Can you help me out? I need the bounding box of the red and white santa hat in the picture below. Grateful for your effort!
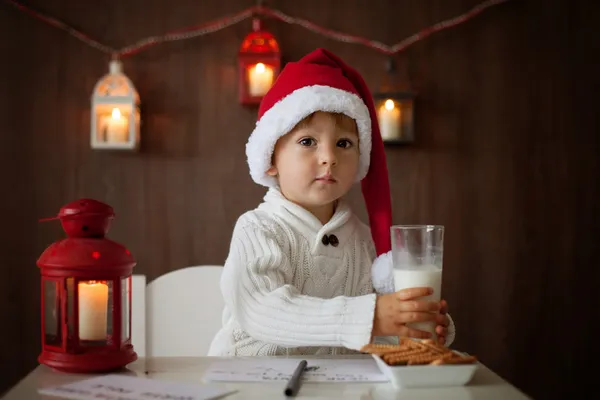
[246,48,393,262]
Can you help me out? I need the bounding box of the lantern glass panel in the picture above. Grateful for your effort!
[374,94,415,143]
[121,277,131,343]
[67,278,74,338]
[77,280,113,346]
[94,104,136,145]
[246,62,275,98]
[43,280,61,347]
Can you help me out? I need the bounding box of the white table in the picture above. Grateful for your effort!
[2,356,531,399]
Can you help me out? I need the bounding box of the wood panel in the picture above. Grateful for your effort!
[0,0,598,397]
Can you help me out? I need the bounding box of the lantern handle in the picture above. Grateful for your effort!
[39,212,115,223]
[38,216,60,222]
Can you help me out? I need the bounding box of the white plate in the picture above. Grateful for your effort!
[372,354,478,389]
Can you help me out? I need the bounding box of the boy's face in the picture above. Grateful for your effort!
[267,111,360,212]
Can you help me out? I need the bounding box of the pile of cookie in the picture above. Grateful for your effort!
[361,338,477,366]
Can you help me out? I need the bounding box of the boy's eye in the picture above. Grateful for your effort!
[337,139,354,148]
[299,138,315,146]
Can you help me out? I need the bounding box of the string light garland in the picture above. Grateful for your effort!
[4,0,511,58]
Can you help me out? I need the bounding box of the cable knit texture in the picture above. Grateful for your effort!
[208,188,378,356]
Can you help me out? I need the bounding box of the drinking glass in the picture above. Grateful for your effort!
[391,225,444,338]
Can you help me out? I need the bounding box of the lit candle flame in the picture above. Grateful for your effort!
[255,63,266,73]
[111,108,121,119]
[384,99,395,110]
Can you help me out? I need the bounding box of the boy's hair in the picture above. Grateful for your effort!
[292,112,358,135]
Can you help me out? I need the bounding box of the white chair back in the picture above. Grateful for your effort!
[146,266,224,357]
[131,274,147,357]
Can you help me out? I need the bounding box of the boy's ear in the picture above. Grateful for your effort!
[266,165,278,177]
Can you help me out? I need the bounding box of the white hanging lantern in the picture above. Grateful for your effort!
[91,60,140,150]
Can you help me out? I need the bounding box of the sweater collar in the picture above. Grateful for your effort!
[258,187,355,250]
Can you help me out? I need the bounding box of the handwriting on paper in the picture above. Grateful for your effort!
[204,358,387,383]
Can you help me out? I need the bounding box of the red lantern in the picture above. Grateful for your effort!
[238,18,280,105]
[37,199,137,373]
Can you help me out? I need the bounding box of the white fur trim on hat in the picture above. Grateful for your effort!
[371,251,394,294]
[246,85,372,187]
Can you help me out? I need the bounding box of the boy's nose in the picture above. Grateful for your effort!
[319,147,337,166]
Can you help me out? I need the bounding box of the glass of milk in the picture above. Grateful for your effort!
[391,225,444,339]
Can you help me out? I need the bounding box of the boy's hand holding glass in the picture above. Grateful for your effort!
[372,287,449,343]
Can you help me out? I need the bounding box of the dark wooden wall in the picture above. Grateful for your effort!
[1,0,598,398]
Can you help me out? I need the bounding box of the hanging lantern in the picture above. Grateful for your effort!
[91,59,140,150]
[374,57,416,144]
[238,18,280,105]
[374,92,415,144]
[37,199,137,373]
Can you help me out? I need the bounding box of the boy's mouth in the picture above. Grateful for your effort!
[316,174,337,183]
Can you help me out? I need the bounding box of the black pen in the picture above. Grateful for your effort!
[284,360,308,397]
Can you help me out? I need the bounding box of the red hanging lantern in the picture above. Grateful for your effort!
[238,18,280,105]
[37,199,137,373]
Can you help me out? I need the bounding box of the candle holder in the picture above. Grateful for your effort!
[37,199,137,373]
[91,58,141,150]
[238,18,280,105]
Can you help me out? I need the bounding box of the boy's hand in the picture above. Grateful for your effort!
[435,299,451,345]
[372,287,440,338]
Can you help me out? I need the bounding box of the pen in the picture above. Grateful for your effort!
[284,360,308,397]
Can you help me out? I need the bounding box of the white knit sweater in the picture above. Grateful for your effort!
[208,188,379,356]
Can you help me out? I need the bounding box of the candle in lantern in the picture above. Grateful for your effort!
[248,63,274,97]
[378,99,401,140]
[105,108,129,143]
[78,281,108,341]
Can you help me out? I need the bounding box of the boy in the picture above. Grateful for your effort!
[208,48,455,356]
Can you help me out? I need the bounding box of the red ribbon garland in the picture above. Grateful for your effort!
[4,0,511,58]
